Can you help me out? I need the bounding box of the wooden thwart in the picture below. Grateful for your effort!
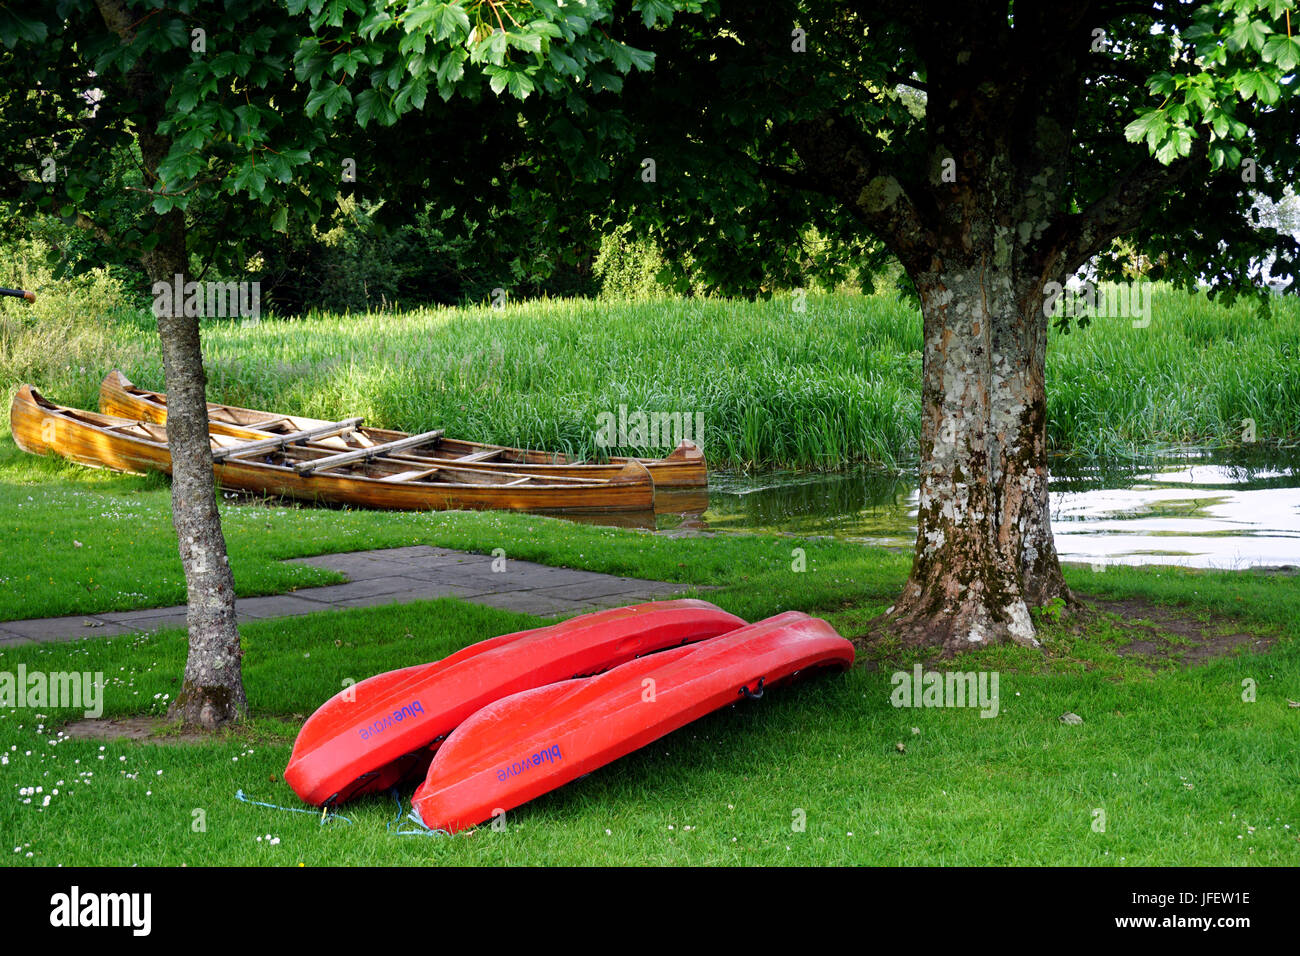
[452,448,503,464]
[378,466,443,483]
[294,429,445,475]
[213,417,364,462]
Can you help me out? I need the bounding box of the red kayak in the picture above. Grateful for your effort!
[284,599,746,805]
[412,611,854,832]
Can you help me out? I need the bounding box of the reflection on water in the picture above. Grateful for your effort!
[647,448,1300,569]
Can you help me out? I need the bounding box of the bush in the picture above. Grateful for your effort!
[592,226,673,300]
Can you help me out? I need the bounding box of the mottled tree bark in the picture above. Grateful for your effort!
[97,0,246,726]
[886,261,1070,652]
[788,22,1098,652]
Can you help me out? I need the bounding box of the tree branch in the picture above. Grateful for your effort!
[1047,137,1209,277]
[787,113,934,266]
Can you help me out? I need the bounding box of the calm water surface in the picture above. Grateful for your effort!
[651,449,1300,570]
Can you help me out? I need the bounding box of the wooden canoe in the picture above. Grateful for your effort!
[99,370,707,488]
[10,385,656,514]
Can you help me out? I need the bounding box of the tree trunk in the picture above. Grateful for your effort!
[886,257,1072,654]
[147,197,246,732]
[158,311,247,728]
[97,0,248,727]
[1012,286,1074,611]
[146,218,247,728]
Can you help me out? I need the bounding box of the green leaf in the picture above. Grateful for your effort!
[210,51,252,78]
[435,45,468,91]
[1146,72,1175,96]
[435,2,471,41]
[589,69,623,94]
[0,10,48,48]
[231,161,268,196]
[1262,34,1300,72]
[158,17,188,49]
[354,88,397,127]
[305,83,352,119]
[393,73,429,112]
[1154,126,1192,163]
[505,68,534,99]
[486,64,510,96]
[634,0,677,27]
[509,31,543,56]
[1225,16,1270,53]
[1124,109,1168,150]
[331,49,364,77]
[1184,84,1214,114]
[1236,70,1280,104]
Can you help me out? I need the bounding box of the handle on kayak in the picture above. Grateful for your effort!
[739,677,766,700]
[1,288,35,302]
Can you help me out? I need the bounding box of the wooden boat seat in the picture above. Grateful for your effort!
[294,429,446,475]
[378,466,443,483]
[213,418,364,461]
[454,448,504,463]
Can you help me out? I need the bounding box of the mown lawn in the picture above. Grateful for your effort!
[2,563,1297,866]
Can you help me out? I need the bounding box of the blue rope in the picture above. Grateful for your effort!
[235,789,353,826]
[386,788,450,837]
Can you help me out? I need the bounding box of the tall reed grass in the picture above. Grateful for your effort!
[4,285,1297,470]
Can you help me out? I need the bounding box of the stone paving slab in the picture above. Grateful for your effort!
[98,606,186,624]
[233,595,339,619]
[0,547,697,644]
[279,575,431,605]
[122,613,190,634]
[532,578,679,601]
[2,615,142,641]
[286,554,407,581]
[400,564,584,590]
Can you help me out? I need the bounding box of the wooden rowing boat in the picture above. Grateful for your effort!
[10,385,656,514]
[99,370,707,488]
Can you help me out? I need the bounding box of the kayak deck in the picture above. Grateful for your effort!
[284,600,747,805]
[412,611,854,832]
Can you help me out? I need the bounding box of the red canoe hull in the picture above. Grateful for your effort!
[411,611,854,832]
[284,599,746,805]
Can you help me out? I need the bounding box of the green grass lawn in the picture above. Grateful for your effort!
[2,564,1297,866]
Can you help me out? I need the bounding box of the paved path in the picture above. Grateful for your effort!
[0,546,695,645]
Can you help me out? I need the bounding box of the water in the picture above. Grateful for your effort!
[651,449,1300,570]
